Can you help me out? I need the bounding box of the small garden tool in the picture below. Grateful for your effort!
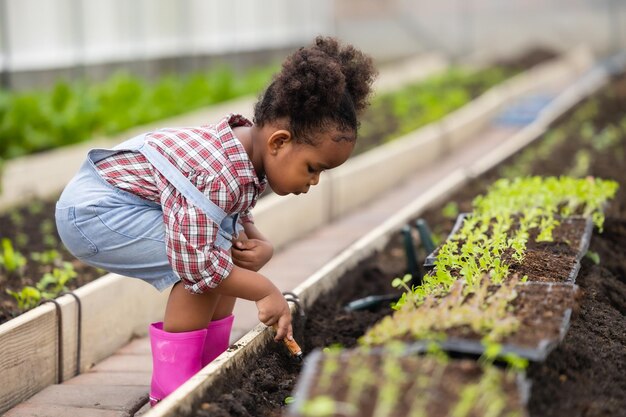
[272,292,305,362]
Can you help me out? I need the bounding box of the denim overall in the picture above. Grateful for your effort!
[55,134,241,291]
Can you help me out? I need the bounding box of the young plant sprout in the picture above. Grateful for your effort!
[294,343,527,417]
[426,176,617,294]
[0,238,27,274]
[360,277,521,347]
[6,262,76,310]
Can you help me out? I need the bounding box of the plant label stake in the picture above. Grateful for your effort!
[402,225,422,286]
[402,225,419,278]
[415,219,436,255]
[344,225,422,311]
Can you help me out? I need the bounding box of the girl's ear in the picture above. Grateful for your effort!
[267,129,292,155]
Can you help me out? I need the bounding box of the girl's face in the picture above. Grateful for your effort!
[264,129,355,196]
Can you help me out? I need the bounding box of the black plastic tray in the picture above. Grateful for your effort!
[423,212,470,267]
[287,347,531,417]
[423,213,594,285]
[404,282,577,362]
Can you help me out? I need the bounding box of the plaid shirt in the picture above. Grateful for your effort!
[94,114,267,293]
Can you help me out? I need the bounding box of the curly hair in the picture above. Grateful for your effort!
[253,36,377,145]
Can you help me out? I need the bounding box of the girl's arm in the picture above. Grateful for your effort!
[212,265,292,341]
[231,221,274,271]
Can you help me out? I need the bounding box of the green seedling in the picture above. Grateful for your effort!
[6,286,41,310]
[0,238,27,274]
[345,349,375,406]
[30,249,62,266]
[36,262,77,299]
[6,262,76,311]
[373,353,408,417]
[585,250,600,265]
[15,232,29,247]
[27,201,44,215]
[442,201,459,219]
[317,347,341,391]
[299,396,343,417]
[9,211,25,228]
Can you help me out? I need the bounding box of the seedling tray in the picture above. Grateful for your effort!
[404,282,578,362]
[424,212,469,266]
[287,347,531,417]
[424,213,593,284]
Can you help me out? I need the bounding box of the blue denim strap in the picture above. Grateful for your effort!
[138,142,234,250]
[88,133,240,250]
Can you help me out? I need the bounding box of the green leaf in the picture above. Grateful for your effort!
[585,250,600,265]
[300,396,336,417]
[442,202,459,219]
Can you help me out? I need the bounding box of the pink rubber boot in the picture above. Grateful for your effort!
[202,314,235,366]
[149,322,207,406]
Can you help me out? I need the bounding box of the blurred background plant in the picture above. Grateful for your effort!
[0,65,275,160]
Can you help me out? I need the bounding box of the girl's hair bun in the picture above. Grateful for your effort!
[273,44,346,120]
[254,36,377,142]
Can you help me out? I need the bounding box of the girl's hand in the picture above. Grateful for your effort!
[256,289,293,341]
[232,237,274,271]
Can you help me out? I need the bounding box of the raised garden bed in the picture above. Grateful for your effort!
[157,65,626,417]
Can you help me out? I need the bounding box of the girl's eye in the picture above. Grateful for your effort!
[307,165,316,174]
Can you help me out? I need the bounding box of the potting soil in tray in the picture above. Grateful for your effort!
[361,282,579,362]
[443,282,578,361]
[425,214,593,284]
[286,348,529,417]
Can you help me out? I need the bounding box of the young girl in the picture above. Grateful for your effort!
[55,36,376,406]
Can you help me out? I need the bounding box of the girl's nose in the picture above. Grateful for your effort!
[310,173,320,186]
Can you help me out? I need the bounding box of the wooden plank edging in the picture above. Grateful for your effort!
[0,275,169,414]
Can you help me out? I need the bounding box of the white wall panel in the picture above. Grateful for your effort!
[0,0,334,72]
[6,0,79,69]
[81,1,133,63]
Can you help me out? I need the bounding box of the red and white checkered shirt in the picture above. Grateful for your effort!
[94,114,267,293]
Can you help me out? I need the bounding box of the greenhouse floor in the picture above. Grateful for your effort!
[3,75,579,416]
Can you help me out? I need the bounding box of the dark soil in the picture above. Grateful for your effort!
[0,202,105,322]
[527,228,626,417]
[511,218,588,283]
[194,254,406,417]
[187,72,626,416]
[443,283,579,352]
